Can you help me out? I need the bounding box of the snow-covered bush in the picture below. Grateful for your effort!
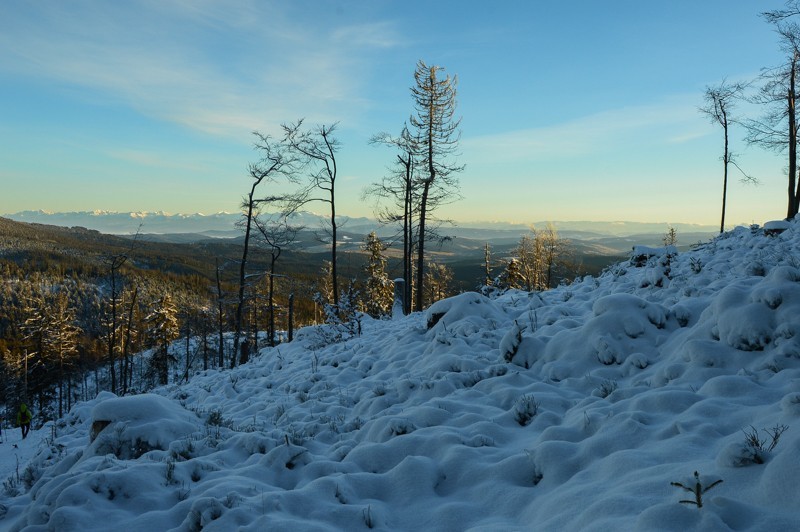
[500,320,525,362]
[513,395,540,426]
[312,286,365,346]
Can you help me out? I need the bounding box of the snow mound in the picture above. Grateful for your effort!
[87,392,200,459]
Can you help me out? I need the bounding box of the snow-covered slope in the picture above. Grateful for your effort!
[3,221,800,531]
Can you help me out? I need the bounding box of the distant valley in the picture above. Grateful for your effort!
[4,209,721,256]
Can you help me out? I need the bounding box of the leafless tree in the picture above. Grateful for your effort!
[745,4,800,218]
[367,125,418,314]
[101,224,140,393]
[409,60,464,311]
[700,80,752,233]
[232,132,295,367]
[253,213,301,346]
[282,120,342,306]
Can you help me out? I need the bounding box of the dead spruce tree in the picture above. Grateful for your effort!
[409,60,463,311]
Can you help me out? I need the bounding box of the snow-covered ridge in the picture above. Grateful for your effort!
[2,221,800,530]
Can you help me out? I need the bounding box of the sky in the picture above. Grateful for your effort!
[0,0,794,227]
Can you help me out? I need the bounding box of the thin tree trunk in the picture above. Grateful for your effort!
[122,285,138,395]
[789,59,797,219]
[202,330,208,371]
[269,257,276,347]
[404,160,413,314]
[721,111,729,233]
[216,259,225,368]
[109,269,117,394]
[416,180,431,312]
[330,196,339,307]
[233,182,260,368]
[288,293,294,342]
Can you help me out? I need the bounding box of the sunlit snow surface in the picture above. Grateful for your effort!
[3,221,800,530]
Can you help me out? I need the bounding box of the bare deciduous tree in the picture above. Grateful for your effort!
[700,80,751,233]
[282,120,342,307]
[233,132,294,367]
[367,126,418,314]
[503,225,570,291]
[253,213,301,347]
[746,4,800,218]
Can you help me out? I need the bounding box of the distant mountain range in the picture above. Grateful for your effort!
[0,211,727,288]
[4,210,722,241]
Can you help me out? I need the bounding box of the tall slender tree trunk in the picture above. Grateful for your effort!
[122,285,138,395]
[288,293,294,342]
[233,185,258,368]
[789,58,798,219]
[268,258,276,347]
[721,111,729,234]
[415,78,437,312]
[404,159,414,314]
[330,194,339,307]
[109,270,117,394]
[216,259,225,368]
[415,180,431,312]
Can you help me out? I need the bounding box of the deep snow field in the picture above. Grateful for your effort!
[2,220,800,531]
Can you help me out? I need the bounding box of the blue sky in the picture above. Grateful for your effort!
[0,1,792,226]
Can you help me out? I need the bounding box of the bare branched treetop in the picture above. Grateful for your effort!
[763,1,800,25]
[280,119,342,305]
[410,61,464,185]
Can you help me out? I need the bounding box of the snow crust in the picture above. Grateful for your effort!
[3,221,800,530]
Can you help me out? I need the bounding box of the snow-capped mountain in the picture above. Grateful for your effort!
[2,218,799,530]
[3,210,242,235]
[3,210,719,239]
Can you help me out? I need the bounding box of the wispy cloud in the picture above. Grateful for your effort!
[332,22,405,48]
[107,149,212,173]
[463,97,707,162]
[0,1,403,139]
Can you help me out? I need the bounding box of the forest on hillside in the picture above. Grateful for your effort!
[0,212,590,424]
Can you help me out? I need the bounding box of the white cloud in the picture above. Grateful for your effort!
[463,97,706,162]
[0,1,401,139]
[332,22,405,49]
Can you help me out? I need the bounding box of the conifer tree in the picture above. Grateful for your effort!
[483,243,494,287]
[146,294,179,385]
[423,262,454,306]
[50,292,81,418]
[361,231,394,318]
